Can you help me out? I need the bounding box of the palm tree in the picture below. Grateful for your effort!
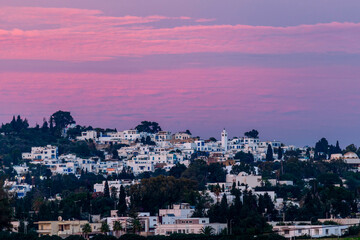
[82,223,92,239]
[127,211,142,234]
[200,226,215,236]
[100,221,110,235]
[113,221,123,237]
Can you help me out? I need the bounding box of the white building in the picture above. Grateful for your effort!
[174,132,192,140]
[226,172,263,188]
[155,218,226,236]
[76,130,98,141]
[22,145,58,161]
[273,225,348,239]
[159,203,195,219]
[93,180,134,195]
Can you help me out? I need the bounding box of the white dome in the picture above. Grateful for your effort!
[344,152,359,159]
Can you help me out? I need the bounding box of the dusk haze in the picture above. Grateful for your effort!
[1,0,359,146]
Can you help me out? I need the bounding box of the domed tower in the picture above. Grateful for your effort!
[221,129,228,152]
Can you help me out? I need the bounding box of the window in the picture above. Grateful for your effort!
[284,230,289,234]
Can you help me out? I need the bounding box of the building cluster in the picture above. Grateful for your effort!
[10,128,360,198]
[17,129,292,177]
[7,127,360,239]
[35,203,227,238]
[32,203,358,239]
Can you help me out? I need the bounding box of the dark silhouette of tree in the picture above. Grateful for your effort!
[41,118,49,132]
[168,163,187,178]
[266,145,274,161]
[234,151,254,164]
[100,222,110,235]
[335,141,341,153]
[135,121,161,133]
[104,180,110,198]
[314,138,329,160]
[117,186,127,216]
[345,144,357,153]
[50,110,75,136]
[278,146,283,160]
[244,129,259,138]
[0,182,12,231]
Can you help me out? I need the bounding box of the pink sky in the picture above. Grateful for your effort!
[0,1,360,146]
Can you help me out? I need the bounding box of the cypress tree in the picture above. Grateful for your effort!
[278,146,283,160]
[117,185,127,216]
[335,141,341,153]
[104,180,110,198]
[220,194,228,223]
[266,144,274,161]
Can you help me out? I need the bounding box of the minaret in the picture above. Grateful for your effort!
[221,129,228,152]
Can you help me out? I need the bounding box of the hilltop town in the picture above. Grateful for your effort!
[1,111,360,240]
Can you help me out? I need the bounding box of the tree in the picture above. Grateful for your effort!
[82,223,92,239]
[113,221,123,238]
[231,163,253,175]
[278,146,283,160]
[1,115,29,133]
[207,163,227,183]
[345,144,357,153]
[168,163,187,178]
[104,180,110,198]
[41,118,49,132]
[209,137,217,142]
[181,160,208,189]
[244,129,259,138]
[135,121,161,134]
[185,129,192,135]
[315,138,329,159]
[266,145,274,161]
[335,141,341,153]
[117,185,127,216]
[127,211,142,234]
[0,183,12,231]
[220,194,229,221]
[100,222,110,235]
[110,187,117,200]
[192,193,211,218]
[50,110,76,135]
[128,176,197,214]
[200,226,215,236]
[234,151,254,164]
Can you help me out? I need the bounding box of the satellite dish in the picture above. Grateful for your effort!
[58,216,63,221]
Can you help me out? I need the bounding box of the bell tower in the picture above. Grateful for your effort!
[221,129,228,151]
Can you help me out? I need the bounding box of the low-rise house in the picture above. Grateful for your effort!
[106,212,157,236]
[155,218,226,236]
[273,225,348,239]
[4,181,32,198]
[226,172,263,188]
[158,203,194,218]
[35,219,100,237]
[22,145,58,161]
[93,180,134,196]
[318,218,360,226]
[76,130,98,141]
